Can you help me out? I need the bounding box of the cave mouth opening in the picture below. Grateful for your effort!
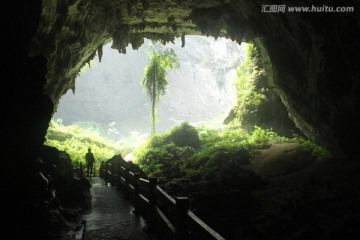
[51,35,247,145]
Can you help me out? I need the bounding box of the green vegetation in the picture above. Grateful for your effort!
[134,123,330,180]
[134,122,199,178]
[46,117,330,185]
[225,42,268,129]
[45,120,122,168]
[291,134,332,160]
[141,44,179,135]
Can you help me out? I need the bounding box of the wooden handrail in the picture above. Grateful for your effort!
[103,160,226,240]
[188,211,225,240]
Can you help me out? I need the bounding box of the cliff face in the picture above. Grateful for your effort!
[54,36,244,138]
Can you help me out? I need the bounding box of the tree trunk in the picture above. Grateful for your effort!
[151,68,156,135]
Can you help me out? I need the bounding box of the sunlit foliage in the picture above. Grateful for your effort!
[45,120,122,168]
[134,122,198,178]
[291,134,332,160]
[134,123,330,180]
[225,43,268,128]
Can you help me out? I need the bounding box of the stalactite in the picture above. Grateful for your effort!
[97,43,103,62]
[181,33,185,48]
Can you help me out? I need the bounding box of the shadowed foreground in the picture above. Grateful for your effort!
[83,177,159,240]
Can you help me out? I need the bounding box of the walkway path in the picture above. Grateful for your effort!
[83,177,159,240]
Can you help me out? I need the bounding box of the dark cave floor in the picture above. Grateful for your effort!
[81,177,159,240]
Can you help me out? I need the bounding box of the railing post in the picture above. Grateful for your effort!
[124,168,130,199]
[132,173,141,214]
[107,163,113,185]
[175,197,189,240]
[105,162,110,185]
[117,163,121,189]
[111,163,115,184]
[145,177,157,232]
[79,162,83,178]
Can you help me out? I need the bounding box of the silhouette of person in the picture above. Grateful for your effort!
[85,148,95,178]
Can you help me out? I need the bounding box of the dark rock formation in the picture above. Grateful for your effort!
[163,145,360,240]
[2,0,360,239]
[105,153,147,180]
[1,145,91,239]
[224,43,303,137]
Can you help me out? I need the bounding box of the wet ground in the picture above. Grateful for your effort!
[82,177,159,240]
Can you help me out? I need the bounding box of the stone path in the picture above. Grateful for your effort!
[83,177,159,240]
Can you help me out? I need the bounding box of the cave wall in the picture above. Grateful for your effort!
[27,0,360,155]
[2,1,54,237]
[252,8,360,155]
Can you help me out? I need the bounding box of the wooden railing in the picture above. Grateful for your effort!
[104,162,225,240]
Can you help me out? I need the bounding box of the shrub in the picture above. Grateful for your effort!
[167,122,201,149]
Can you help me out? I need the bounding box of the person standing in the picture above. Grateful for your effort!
[85,148,95,178]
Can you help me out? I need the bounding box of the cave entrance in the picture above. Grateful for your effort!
[51,35,246,145]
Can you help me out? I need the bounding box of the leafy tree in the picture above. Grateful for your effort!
[141,44,179,134]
